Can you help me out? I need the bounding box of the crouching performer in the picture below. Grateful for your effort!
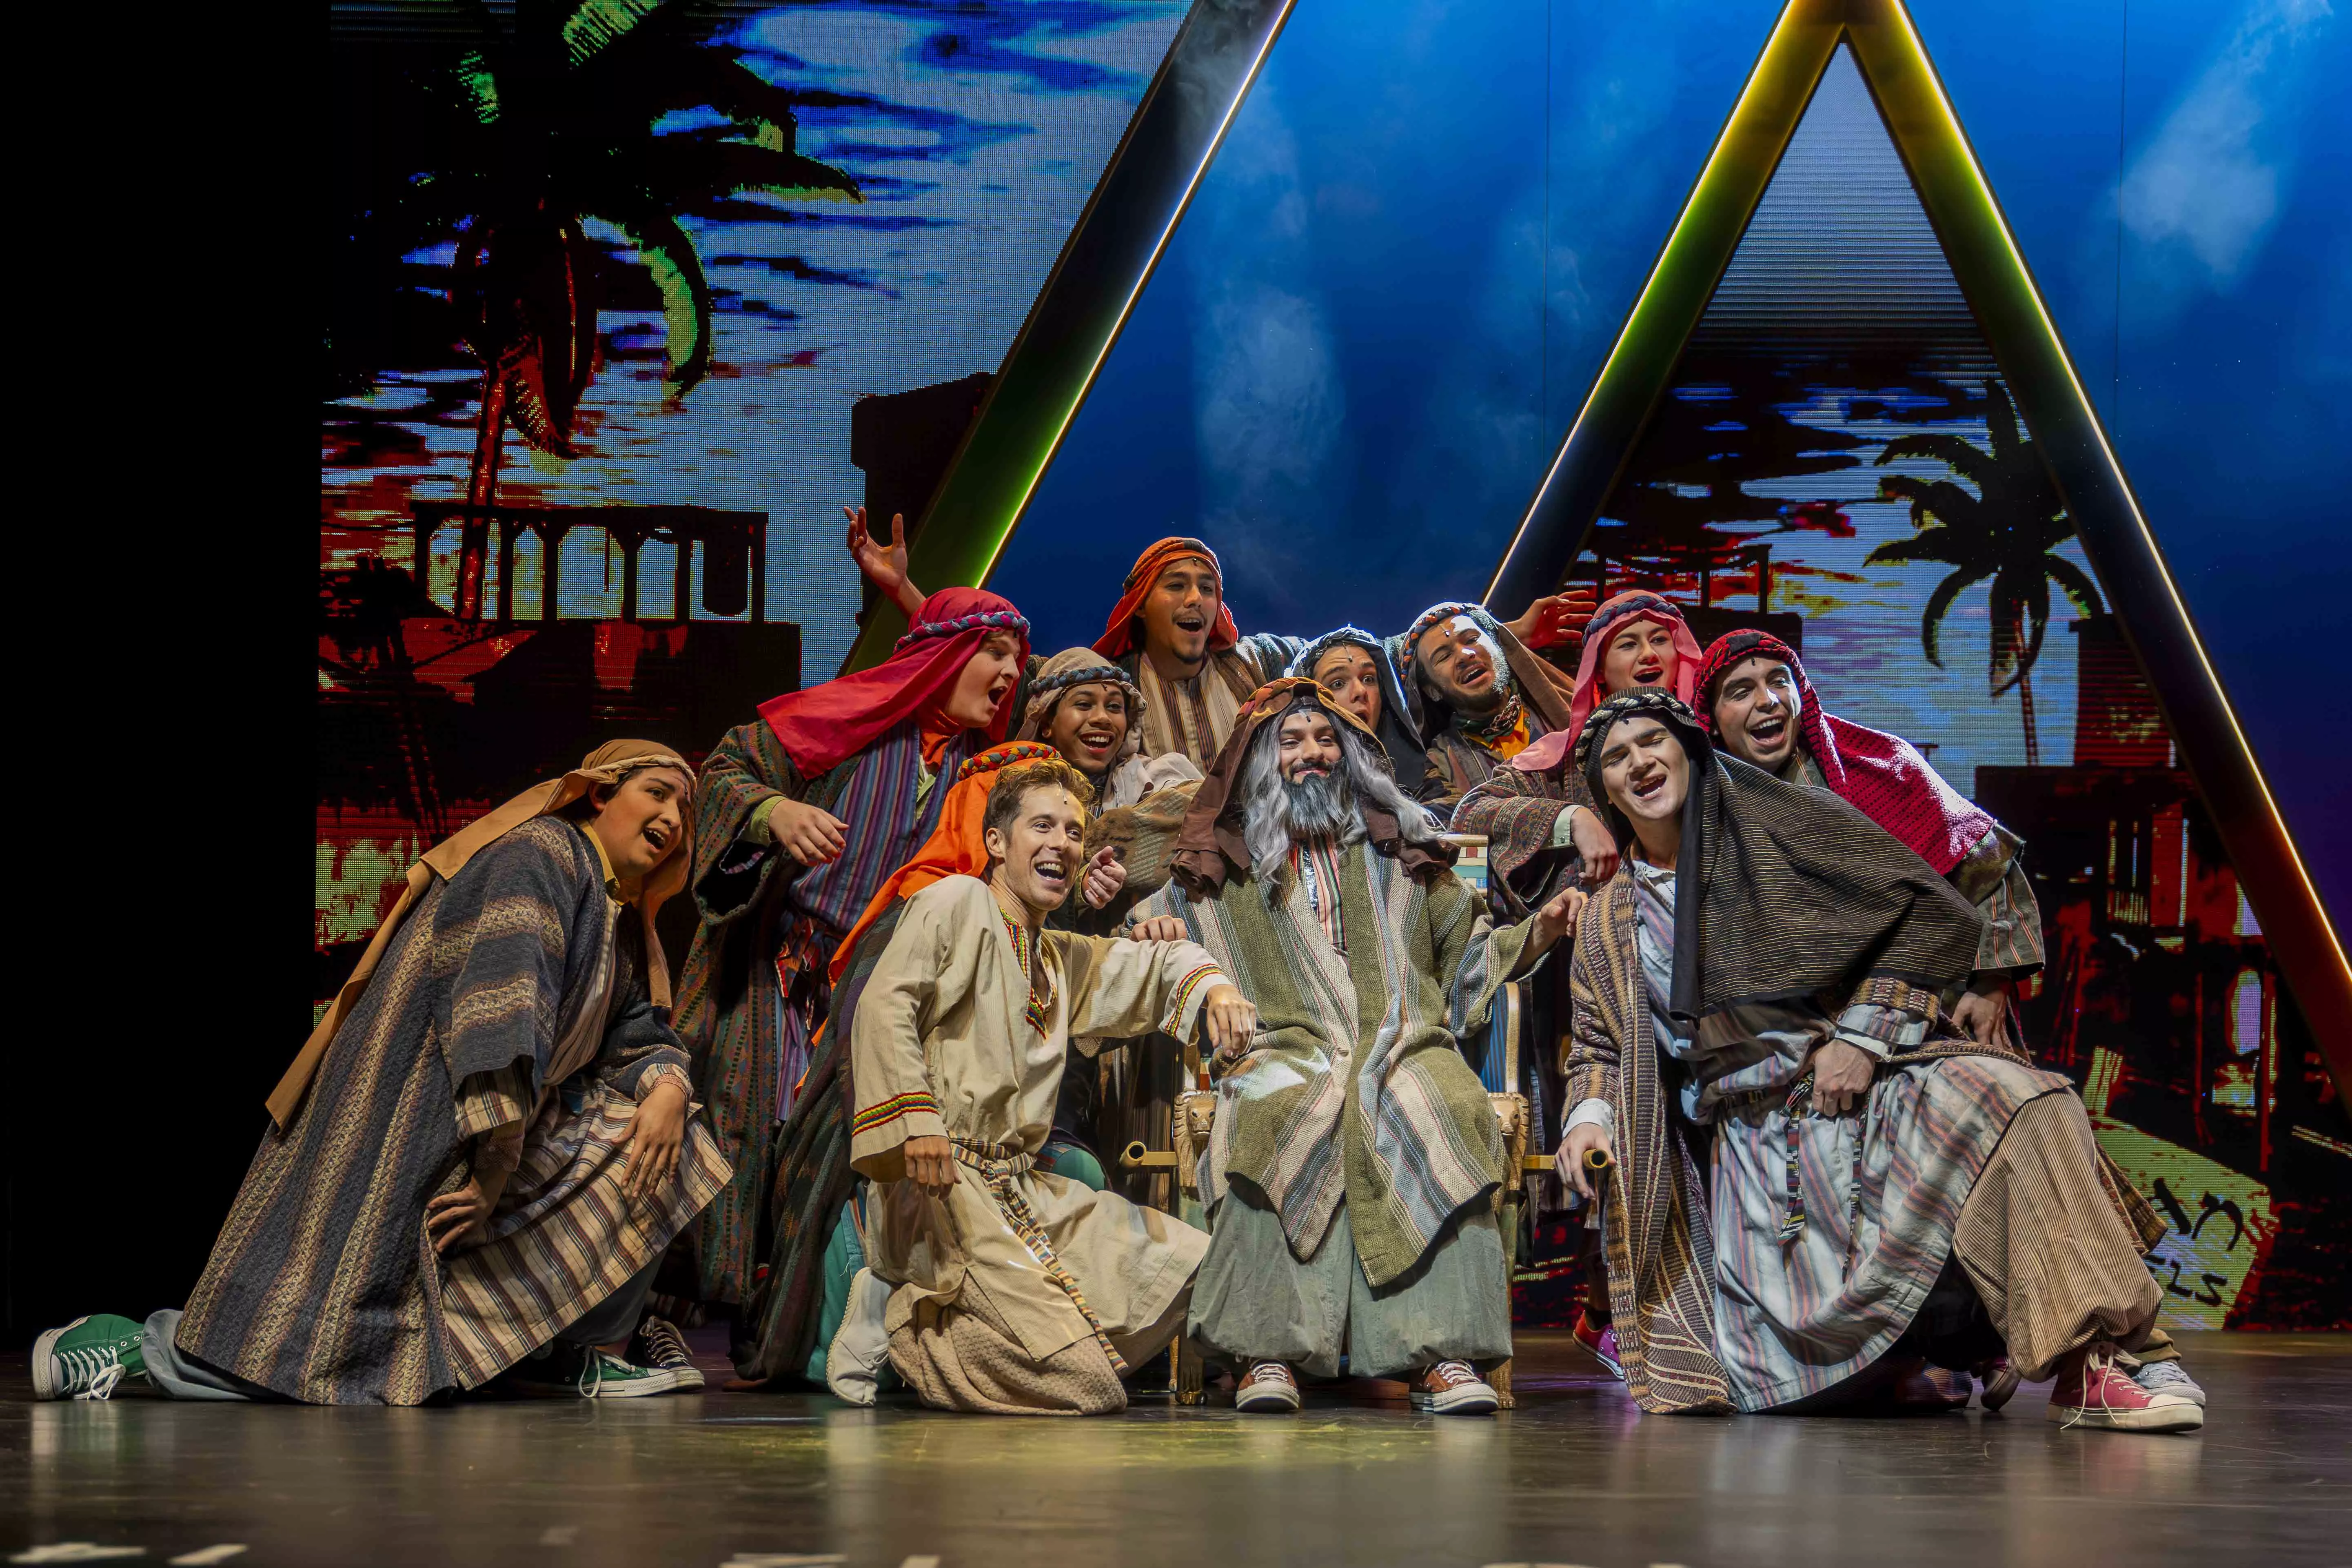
[827,756,1257,1414]
[1559,692,2198,1433]
[1132,679,1583,1416]
[37,743,730,1404]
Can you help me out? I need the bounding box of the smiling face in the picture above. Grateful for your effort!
[1598,716,1690,834]
[1138,559,1221,670]
[942,630,1024,730]
[985,781,1089,916]
[586,765,692,882]
[1600,617,1682,696]
[1709,654,1803,772]
[1042,681,1131,774]
[1274,707,1343,785]
[1413,616,1504,715]
[1309,644,1384,732]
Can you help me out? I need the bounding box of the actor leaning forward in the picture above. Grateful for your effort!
[828,756,1256,1414]
[38,743,730,1405]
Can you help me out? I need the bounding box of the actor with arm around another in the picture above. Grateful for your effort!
[823,756,1257,1413]
[1555,690,2199,1433]
[37,744,732,1404]
[1126,679,1585,1416]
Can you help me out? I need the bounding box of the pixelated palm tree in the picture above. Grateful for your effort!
[1865,383,2102,764]
[435,0,861,620]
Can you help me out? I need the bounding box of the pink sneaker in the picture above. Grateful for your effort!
[1572,1308,1622,1381]
[2047,1343,2203,1433]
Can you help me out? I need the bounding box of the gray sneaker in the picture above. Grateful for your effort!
[825,1269,894,1407]
[2132,1358,2207,1407]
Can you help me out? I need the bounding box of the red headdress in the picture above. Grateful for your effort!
[1090,537,1239,659]
[1695,629,1993,876]
[758,587,1030,778]
[1564,590,1704,738]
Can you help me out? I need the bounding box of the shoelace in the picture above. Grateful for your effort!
[60,1346,128,1402]
[1425,1360,1479,1391]
[640,1319,690,1368]
[1245,1362,1296,1391]
[576,1351,607,1398]
[2054,1343,2116,1432]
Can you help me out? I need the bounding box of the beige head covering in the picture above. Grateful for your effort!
[1014,647,1147,770]
[271,740,697,1130]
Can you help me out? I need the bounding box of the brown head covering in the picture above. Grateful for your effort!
[270,740,698,1130]
[1170,676,1454,894]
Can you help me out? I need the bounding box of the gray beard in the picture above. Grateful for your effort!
[1279,770,1352,842]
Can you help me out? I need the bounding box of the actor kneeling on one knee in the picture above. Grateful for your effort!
[828,755,1256,1415]
[1557,691,2200,1433]
[1129,678,1583,1416]
[38,743,732,1404]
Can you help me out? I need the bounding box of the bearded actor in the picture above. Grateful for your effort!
[1557,691,2201,1433]
[1128,680,1584,1416]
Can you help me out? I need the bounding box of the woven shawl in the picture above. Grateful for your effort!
[1575,690,1982,1020]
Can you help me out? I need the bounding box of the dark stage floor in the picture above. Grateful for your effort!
[6,1331,2347,1567]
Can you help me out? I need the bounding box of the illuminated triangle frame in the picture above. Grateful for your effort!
[1487,0,2350,1089]
[842,0,1296,672]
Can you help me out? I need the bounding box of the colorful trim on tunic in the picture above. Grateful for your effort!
[998,911,1058,1037]
[952,1138,1129,1375]
[852,1090,941,1138]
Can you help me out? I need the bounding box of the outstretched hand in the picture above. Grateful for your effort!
[1526,885,1589,958]
[1081,846,1127,910]
[844,505,926,620]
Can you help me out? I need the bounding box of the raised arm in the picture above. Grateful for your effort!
[1056,928,1232,1054]
[845,505,927,622]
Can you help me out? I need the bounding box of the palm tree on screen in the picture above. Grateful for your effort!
[1865,383,2101,765]
[430,0,862,620]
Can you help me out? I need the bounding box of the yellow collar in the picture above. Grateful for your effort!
[574,820,627,902]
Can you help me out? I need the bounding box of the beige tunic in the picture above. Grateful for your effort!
[849,875,1228,1368]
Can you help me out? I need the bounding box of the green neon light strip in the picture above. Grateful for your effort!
[843,0,1297,674]
[1489,0,2349,1077]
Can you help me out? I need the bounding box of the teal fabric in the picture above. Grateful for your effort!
[800,1195,899,1391]
[1039,1141,1107,1192]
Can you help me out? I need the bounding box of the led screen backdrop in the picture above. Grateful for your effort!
[320,0,1186,983]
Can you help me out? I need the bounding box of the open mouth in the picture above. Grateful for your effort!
[1632,664,1664,685]
[643,823,670,853]
[1289,764,1332,783]
[1747,715,1788,747]
[1076,725,1117,752]
[988,674,1016,704]
[1458,662,1493,689]
[1628,769,1668,804]
[1032,851,1070,894]
[1172,610,1207,635]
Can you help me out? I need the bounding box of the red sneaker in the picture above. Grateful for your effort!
[1572,1308,1622,1381]
[2047,1343,2203,1433]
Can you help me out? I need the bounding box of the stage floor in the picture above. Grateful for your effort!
[7,1331,2347,1567]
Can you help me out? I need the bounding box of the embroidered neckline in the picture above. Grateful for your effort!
[1457,689,1525,747]
[998,907,1056,1036]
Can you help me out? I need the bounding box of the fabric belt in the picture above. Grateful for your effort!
[950,1138,1123,1373]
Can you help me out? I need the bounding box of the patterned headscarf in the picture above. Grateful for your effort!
[1694,629,1993,876]
[1091,537,1239,659]
[1171,676,1451,892]
[269,739,699,1131]
[759,587,1030,778]
[1016,647,1147,772]
[1574,689,1981,1020]
[1565,590,1705,739]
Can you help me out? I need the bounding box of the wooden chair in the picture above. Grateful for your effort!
[1119,979,1551,1406]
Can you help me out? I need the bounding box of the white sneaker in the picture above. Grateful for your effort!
[1233,1361,1300,1413]
[825,1268,894,1407]
[1409,1359,1500,1416]
[632,1315,705,1391]
[2131,1357,2207,1407]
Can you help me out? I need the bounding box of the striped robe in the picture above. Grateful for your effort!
[1565,866,2121,1415]
[674,716,977,1310]
[1449,757,1602,918]
[1117,635,1300,773]
[1133,840,1537,1287]
[178,817,728,1405]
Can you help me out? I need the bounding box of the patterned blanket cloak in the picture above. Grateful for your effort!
[1134,842,1537,1287]
[179,817,728,1404]
[674,714,974,1309]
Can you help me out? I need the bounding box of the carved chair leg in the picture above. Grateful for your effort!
[1172,1335,1207,1406]
[1490,1355,1515,1410]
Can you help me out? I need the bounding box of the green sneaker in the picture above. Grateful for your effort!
[505,1342,678,1399]
[34,1315,148,1402]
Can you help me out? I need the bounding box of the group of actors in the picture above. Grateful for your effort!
[35,512,2203,1435]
